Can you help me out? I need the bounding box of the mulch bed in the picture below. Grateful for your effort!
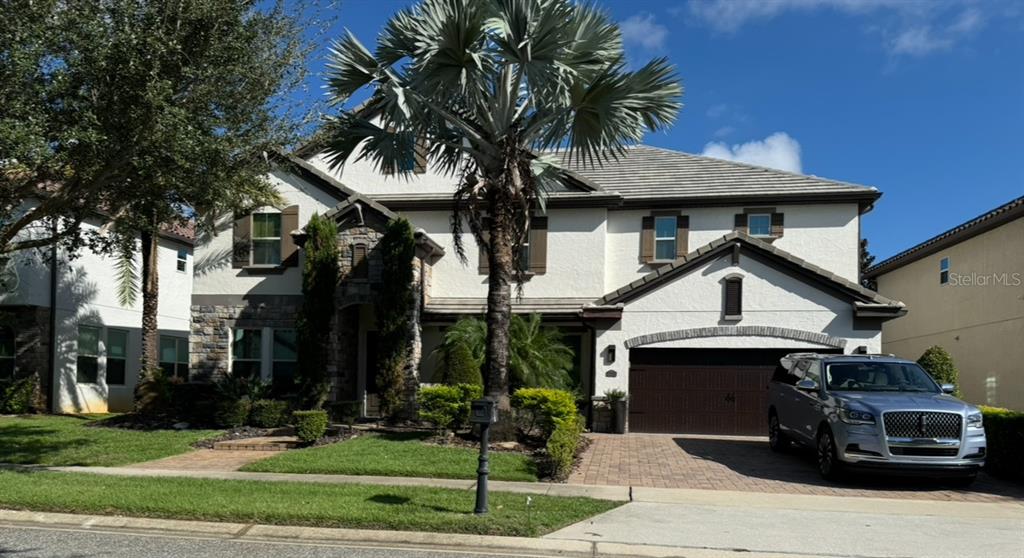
[83,414,195,431]
[191,426,276,449]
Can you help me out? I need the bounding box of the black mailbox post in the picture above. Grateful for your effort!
[470,398,498,515]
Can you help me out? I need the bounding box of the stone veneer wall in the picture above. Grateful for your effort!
[0,305,52,410]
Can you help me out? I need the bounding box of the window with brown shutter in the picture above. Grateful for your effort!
[642,211,688,264]
[724,277,743,319]
[478,215,547,276]
[413,138,428,174]
[281,205,300,266]
[736,207,784,241]
[232,213,251,268]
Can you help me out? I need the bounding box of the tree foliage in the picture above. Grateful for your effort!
[860,239,877,291]
[435,314,573,391]
[297,214,339,409]
[1,0,314,257]
[439,341,484,387]
[918,345,961,397]
[375,218,416,419]
[321,0,682,403]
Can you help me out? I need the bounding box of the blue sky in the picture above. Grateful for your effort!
[305,0,1023,260]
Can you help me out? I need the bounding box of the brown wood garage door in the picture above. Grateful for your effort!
[628,364,772,435]
[626,348,838,435]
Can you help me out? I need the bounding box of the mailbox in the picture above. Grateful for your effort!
[470,398,499,425]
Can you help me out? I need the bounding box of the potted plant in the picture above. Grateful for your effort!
[604,389,627,434]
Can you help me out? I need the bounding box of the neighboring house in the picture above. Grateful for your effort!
[191,144,905,435]
[865,195,1024,411]
[0,216,194,413]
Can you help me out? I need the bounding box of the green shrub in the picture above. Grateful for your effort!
[418,383,482,432]
[511,387,576,437]
[0,376,38,414]
[250,399,289,428]
[441,342,483,387]
[917,346,960,397]
[168,382,219,425]
[546,414,584,480]
[215,397,252,428]
[328,400,360,426]
[980,406,1024,480]
[293,410,329,443]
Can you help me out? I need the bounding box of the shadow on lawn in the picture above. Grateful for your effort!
[366,494,412,506]
[0,424,92,465]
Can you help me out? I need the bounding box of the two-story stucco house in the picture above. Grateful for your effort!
[0,215,194,414]
[189,145,905,434]
[866,195,1023,411]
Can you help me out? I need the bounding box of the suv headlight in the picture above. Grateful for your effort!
[839,409,876,425]
[967,412,983,428]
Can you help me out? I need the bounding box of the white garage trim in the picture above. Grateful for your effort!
[624,326,848,350]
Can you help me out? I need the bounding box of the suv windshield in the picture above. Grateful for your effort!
[825,362,940,393]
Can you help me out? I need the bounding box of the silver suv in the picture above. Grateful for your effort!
[767,353,986,484]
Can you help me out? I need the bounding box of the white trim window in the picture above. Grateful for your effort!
[251,213,282,265]
[77,325,100,384]
[272,329,298,386]
[747,214,772,237]
[176,249,188,273]
[106,329,128,385]
[232,328,262,378]
[0,326,14,380]
[653,216,677,261]
[940,257,950,285]
[159,336,189,380]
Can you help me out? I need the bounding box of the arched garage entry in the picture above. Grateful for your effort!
[628,345,843,435]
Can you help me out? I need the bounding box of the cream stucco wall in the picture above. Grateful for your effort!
[593,253,880,396]
[875,218,1024,410]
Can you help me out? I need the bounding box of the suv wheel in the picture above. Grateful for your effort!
[768,412,789,452]
[816,428,843,481]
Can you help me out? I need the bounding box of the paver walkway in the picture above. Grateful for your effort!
[570,433,1024,503]
[128,449,279,471]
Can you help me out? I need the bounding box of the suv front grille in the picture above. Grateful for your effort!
[883,411,962,439]
[889,447,959,457]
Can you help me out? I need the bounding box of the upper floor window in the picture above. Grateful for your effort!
[160,336,189,380]
[747,214,772,237]
[940,257,950,285]
[106,329,128,385]
[232,328,262,379]
[252,213,282,266]
[654,216,677,261]
[77,325,100,384]
[0,327,14,380]
[176,249,188,273]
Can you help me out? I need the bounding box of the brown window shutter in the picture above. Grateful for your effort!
[528,216,548,274]
[771,212,784,238]
[280,205,300,267]
[725,278,743,316]
[352,243,368,279]
[232,213,251,268]
[675,215,689,258]
[477,217,491,274]
[641,216,654,263]
[733,213,747,235]
[414,139,428,174]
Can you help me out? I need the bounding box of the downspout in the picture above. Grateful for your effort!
[47,218,58,413]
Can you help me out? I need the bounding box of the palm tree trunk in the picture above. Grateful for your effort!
[484,193,514,409]
[139,227,160,375]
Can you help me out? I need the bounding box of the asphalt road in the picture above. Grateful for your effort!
[0,525,559,558]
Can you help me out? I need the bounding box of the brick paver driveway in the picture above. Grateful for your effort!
[570,433,1024,503]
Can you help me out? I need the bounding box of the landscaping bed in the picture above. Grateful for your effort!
[0,415,221,467]
[240,431,539,482]
[0,470,620,537]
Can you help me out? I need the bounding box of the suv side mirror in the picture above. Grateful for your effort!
[940,384,956,394]
[796,379,818,392]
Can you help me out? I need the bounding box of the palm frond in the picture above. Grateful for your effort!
[115,247,139,308]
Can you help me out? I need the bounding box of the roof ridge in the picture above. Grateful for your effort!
[634,144,877,192]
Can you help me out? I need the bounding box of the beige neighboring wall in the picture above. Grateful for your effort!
[875,217,1024,410]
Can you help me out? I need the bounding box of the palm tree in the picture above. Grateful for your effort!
[322,0,682,408]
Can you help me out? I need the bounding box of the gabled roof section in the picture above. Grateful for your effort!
[866,195,1024,278]
[269,150,361,202]
[558,145,881,208]
[599,231,903,311]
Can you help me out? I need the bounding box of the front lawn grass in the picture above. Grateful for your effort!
[0,415,221,466]
[242,432,538,482]
[0,470,619,537]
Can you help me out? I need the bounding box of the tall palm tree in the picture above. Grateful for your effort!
[323,0,682,408]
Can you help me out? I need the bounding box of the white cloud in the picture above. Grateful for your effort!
[713,125,735,138]
[686,0,988,58]
[620,13,669,51]
[701,132,803,173]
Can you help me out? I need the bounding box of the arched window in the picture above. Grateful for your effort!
[0,326,15,379]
